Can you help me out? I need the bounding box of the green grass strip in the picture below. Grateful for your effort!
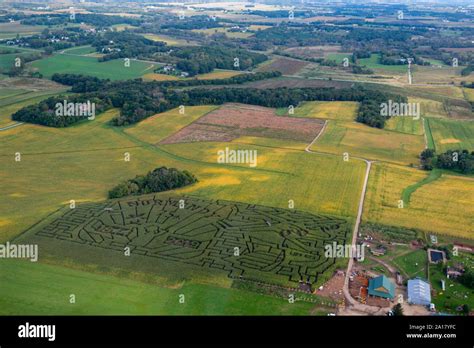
[401,169,442,206]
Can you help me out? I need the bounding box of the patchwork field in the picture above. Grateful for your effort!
[258,57,309,75]
[30,54,157,80]
[428,118,474,152]
[284,45,343,60]
[0,22,45,39]
[161,103,325,144]
[364,163,474,238]
[125,105,219,144]
[1,104,364,244]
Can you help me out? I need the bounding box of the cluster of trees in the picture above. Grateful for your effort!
[160,15,221,30]
[357,94,407,128]
[11,95,111,127]
[420,149,474,174]
[108,167,197,199]
[171,46,267,76]
[459,269,474,289]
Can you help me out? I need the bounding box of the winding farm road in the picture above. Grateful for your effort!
[305,121,376,312]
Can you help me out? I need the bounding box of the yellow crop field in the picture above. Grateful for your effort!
[464,88,474,102]
[364,163,474,238]
[160,140,365,219]
[409,97,448,118]
[142,34,194,46]
[289,101,359,121]
[142,73,180,81]
[196,70,243,80]
[124,105,218,144]
[310,119,425,165]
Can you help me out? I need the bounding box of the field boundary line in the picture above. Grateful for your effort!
[0,122,23,131]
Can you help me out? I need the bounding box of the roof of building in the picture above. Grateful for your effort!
[407,278,431,305]
[368,275,395,299]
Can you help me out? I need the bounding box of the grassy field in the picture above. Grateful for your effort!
[310,119,425,165]
[277,101,359,122]
[385,116,424,135]
[61,45,97,56]
[392,249,428,279]
[428,118,474,152]
[0,259,317,315]
[401,169,442,205]
[30,54,156,80]
[358,54,407,74]
[364,163,474,238]
[142,33,197,46]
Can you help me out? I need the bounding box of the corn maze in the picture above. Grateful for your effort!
[30,196,349,286]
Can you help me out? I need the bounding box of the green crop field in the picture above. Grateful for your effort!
[428,118,474,152]
[30,54,156,80]
[15,195,350,289]
[0,259,318,315]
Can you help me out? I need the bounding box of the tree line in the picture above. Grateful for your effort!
[17,73,402,129]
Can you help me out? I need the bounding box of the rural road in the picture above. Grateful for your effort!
[305,124,376,312]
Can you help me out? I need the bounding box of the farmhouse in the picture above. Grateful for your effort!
[367,275,395,300]
[407,278,431,306]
